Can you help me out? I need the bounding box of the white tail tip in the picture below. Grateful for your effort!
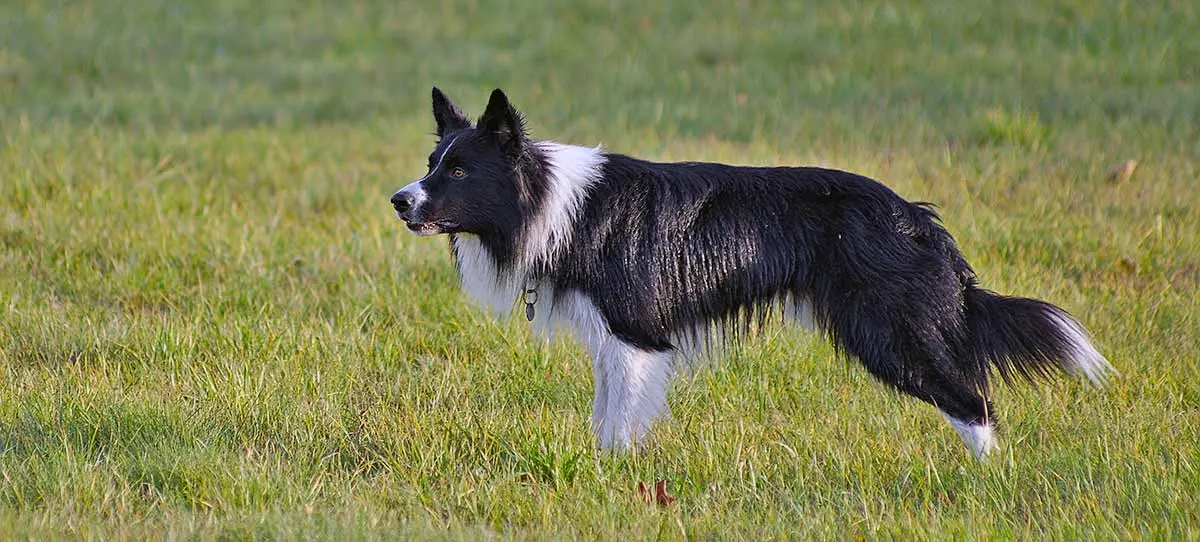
[1048,311,1116,386]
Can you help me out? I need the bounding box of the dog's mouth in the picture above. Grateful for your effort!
[404,220,458,236]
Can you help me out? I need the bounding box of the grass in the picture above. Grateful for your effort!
[1,0,1198,538]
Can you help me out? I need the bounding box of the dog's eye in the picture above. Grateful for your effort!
[449,167,467,179]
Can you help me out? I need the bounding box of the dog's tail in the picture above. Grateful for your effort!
[961,287,1114,385]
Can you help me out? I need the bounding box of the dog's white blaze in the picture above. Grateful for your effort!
[531,290,673,450]
[942,412,998,459]
[453,234,520,315]
[524,142,605,271]
[424,132,462,182]
[1048,311,1115,386]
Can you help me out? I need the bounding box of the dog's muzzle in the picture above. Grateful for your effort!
[390,182,448,235]
[390,181,426,220]
[390,184,418,217]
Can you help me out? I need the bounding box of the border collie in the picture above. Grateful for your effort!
[390,88,1112,458]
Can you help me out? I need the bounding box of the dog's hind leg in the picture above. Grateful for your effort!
[863,348,999,459]
[828,302,999,459]
[591,336,674,451]
[885,364,998,458]
[900,367,999,459]
[940,406,998,459]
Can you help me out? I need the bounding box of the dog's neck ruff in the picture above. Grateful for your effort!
[454,141,605,316]
[523,141,606,272]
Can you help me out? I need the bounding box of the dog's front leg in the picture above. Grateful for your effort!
[591,337,673,451]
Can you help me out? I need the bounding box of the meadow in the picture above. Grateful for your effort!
[1,0,1198,538]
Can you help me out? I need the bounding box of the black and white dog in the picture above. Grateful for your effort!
[390,88,1112,458]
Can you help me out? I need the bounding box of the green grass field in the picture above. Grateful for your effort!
[2,0,1199,539]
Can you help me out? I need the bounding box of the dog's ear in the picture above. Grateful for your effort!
[432,87,470,136]
[477,88,526,153]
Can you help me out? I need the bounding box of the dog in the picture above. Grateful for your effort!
[390,87,1112,458]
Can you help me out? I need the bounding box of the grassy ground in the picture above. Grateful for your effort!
[2,0,1198,539]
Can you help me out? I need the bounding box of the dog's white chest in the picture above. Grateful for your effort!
[453,234,521,315]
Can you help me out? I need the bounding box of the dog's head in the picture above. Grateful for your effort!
[390,87,530,236]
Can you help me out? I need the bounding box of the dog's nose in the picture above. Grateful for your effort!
[391,191,414,213]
